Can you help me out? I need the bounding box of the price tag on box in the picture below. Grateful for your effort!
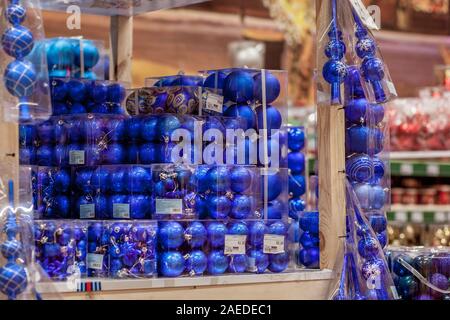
[155,199,183,214]
[224,235,246,255]
[87,253,104,270]
[263,235,285,254]
[79,204,95,219]
[69,150,85,165]
[113,203,130,219]
[204,92,224,114]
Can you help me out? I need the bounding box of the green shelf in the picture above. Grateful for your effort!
[387,205,450,224]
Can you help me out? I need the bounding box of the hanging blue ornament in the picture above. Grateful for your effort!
[223,70,254,104]
[67,80,87,102]
[4,60,36,98]
[230,167,252,193]
[6,4,27,25]
[289,174,306,198]
[207,250,229,275]
[207,195,232,220]
[1,25,34,59]
[268,252,289,273]
[288,151,305,174]
[224,104,256,130]
[256,105,282,132]
[356,38,377,59]
[159,251,185,277]
[139,143,158,164]
[159,222,185,250]
[323,59,348,105]
[248,221,268,248]
[361,58,386,103]
[185,222,207,249]
[289,198,306,220]
[253,71,281,104]
[229,255,247,273]
[203,71,226,90]
[230,195,253,219]
[207,222,227,248]
[288,127,305,152]
[73,40,100,69]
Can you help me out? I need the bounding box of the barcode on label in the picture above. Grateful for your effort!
[87,253,104,270]
[204,92,224,114]
[263,235,285,254]
[224,235,246,255]
[69,150,85,165]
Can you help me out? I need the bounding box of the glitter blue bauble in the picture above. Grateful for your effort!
[67,80,87,102]
[4,60,36,98]
[288,151,305,174]
[253,71,280,104]
[108,194,129,218]
[346,154,373,183]
[256,105,282,131]
[206,166,231,193]
[159,251,185,277]
[1,240,21,259]
[54,169,71,193]
[159,222,185,250]
[139,143,158,164]
[224,105,256,130]
[289,174,306,198]
[269,221,287,236]
[157,115,181,142]
[249,221,268,248]
[203,71,226,90]
[102,143,125,165]
[230,195,253,219]
[358,236,379,259]
[54,195,71,218]
[354,183,386,210]
[345,99,368,124]
[346,126,384,155]
[106,118,126,142]
[50,79,68,101]
[207,195,232,219]
[207,222,227,248]
[269,252,289,273]
[73,40,100,69]
[300,232,319,249]
[185,222,207,249]
[298,248,320,268]
[108,83,126,103]
[6,4,27,25]
[289,198,306,220]
[264,173,283,201]
[229,255,247,273]
[93,195,108,219]
[90,167,110,192]
[126,143,139,164]
[125,117,141,141]
[36,145,54,166]
[230,167,252,193]
[288,127,305,152]
[393,254,413,277]
[90,82,108,103]
[0,263,28,298]
[207,251,229,275]
[75,167,93,193]
[266,200,285,220]
[1,25,34,59]
[186,250,207,275]
[130,195,151,219]
[248,250,269,274]
[190,166,211,193]
[128,166,151,193]
[69,102,86,114]
[299,212,319,234]
[109,167,127,193]
[223,70,254,104]
[228,222,249,236]
[19,146,35,165]
[47,39,73,67]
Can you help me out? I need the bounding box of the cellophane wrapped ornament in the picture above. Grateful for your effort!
[387,247,450,300]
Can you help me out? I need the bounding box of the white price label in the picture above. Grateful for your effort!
[113,203,130,219]
[69,150,85,165]
[155,199,183,214]
[435,212,446,223]
[426,164,440,177]
[204,92,224,114]
[87,253,104,270]
[263,235,285,254]
[400,163,414,176]
[396,211,408,223]
[79,204,95,219]
[350,0,379,30]
[224,235,247,255]
[411,212,423,223]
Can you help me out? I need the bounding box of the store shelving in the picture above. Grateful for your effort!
[388,204,450,224]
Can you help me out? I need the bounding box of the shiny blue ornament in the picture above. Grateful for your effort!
[229,255,247,273]
[167,87,198,114]
[126,117,141,141]
[127,143,139,164]
[47,38,73,67]
[289,174,306,198]
[354,183,386,210]
[190,166,211,193]
[4,60,36,98]
[207,251,229,275]
[169,76,200,87]
[358,236,379,259]
[139,143,158,164]
[157,115,181,142]
[54,195,71,218]
[228,222,249,236]
[345,66,366,99]
[185,222,207,248]
[264,173,283,201]
[230,167,252,193]
[253,71,281,104]
[159,222,185,250]
[130,195,151,219]
[269,221,287,236]
[50,78,68,101]
[300,232,319,249]
[230,195,253,219]
[269,252,289,273]
[129,167,151,194]
[207,222,227,248]
[299,212,319,234]
[203,71,226,90]
[248,221,268,248]
[1,25,34,59]
[361,57,386,103]
[102,143,125,165]
[186,250,207,276]
[108,83,126,103]
[322,59,347,105]
[288,127,305,152]
[373,157,385,180]
[289,198,306,220]
[367,211,387,233]
[325,39,346,59]
[345,98,368,124]
[90,167,110,192]
[36,145,54,166]
[369,104,385,125]
[54,169,71,193]
[248,250,269,274]
[224,104,256,130]
[1,240,21,259]
[346,126,384,155]
[288,151,305,174]
[298,248,319,268]
[223,70,254,104]
[90,82,108,103]
[393,254,413,277]
[106,118,126,142]
[160,251,185,277]
[346,154,373,183]
[6,4,27,25]
[185,193,207,219]
[67,80,87,102]
[70,102,86,114]
[256,105,282,131]
[377,231,387,248]
[73,40,100,69]
[208,195,232,219]
[74,167,93,193]
[109,168,127,193]
[206,166,231,193]
[266,200,285,220]
[0,263,28,299]
[91,103,109,113]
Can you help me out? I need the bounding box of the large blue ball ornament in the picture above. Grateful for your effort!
[0,263,28,298]
[256,105,282,132]
[362,57,385,82]
[1,25,34,59]
[230,195,253,219]
[208,195,232,219]
[129,166,151,193]
[190,166,211,193]
[54,195,71,218]
[206,166,231,193]
[229,255,247,273]
[223,70,254,104]
[139,143,158,164]
[207,222,227,248]
[248,250,269,274]
[288,151,305,174]
[269,221,287,236]
[185,222,207,249]
[160,251,185,277]
[159,222,185,250]
[228,222,249,236]
[224,105,256,130]
[157,115,181,142]
[323,59,348,84]
[36,145,54,166]
[289,174,306,198]
[47,39,73,68]
[269,252,289,273]
[346,154,373,183]
[130,195,151,219]
[300,232,319,249]
[346,126,384,155]
[253,71,280,104]
[288,127,305,152]
[1,240,22,259]
[203,71,227,90]
[73,40,100,69]
[345,98,368,124]
[6,4,27,25]
[108,83,126,103]
[169,76,199,87]
[249,221,268,248]
[356,38,376,58]
[90,82,108,103]
[67,80,87,102]
[298,248,320,268]
[50,79,68,102]
[230,167,252,193]
[354,183,386,210]
[299,212,319,234]
[140,116,158,142]
[367,211,387,233]
[186,250,208,276]
[358,236,379,259]
[102,143,125,165]
[207,251,229,275]
[4,60,36,98]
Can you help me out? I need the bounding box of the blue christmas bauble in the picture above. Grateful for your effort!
[47,38,73,68]
[67,80,87,102]
[248,221,268,248]
[397,275,419,300]
[362,57,385,82]
[185,222,207,249]
[168,76,199,87]
[230,167,252,193]
[50,79,68,101]
[6,4,26,25]
[300,231,319,249]
[186,250,207,276]
[207,222,227,248]
[354,183,386,210]
[289,174,306,198]
[74,167,93,193]
[224,104,256,130]
[54,195,71,218]
[256,105,282,132]
[19,146,36,165]
[0,240,22,259]
[288,127,305,152]
[373,157,385,181]
[1,25,34,59]
[159,222,185,250]
[346,154,373,183]
[369,104,385,125]
[266,200,285,220]
[36,145,54,166]
[4,60,36,98]
[0,263,28,298]
[125,117,141,141]
[126,143,139,164]
[288,151,305,174]
[190,166,211,193]
[325,39,346,59]
[207,251,229,275]
[298,248,320,268]
[206,166,231,193]
[108,83,126,103]
[229,255,247,273]
[159,251,185,277]
[102,143,125,165]
[166,87,198,114]
[128,166,151,193]
[377,231,387,248]
[207,195,232,219]
[268,252,289,273]
[157,115,181,142]
[367,211,387,233]
[346,126,384,155]
[289,198,306,220]
[54,169,71,193]
[299,212,319,234]
[90,167,110,192]
[130,195,151,219]
[52,102,69,115]
[69,102,86,114]
[228,222,249,236]
[393,254,413,277]
[109,167,127,193]
[90,82,108,103]
[269,221,287,236]
[248,249,269,274]
[345,98,368,124]
[223,70,254,104]
[264,173,283,201]
[73,40,100,69]
[356,38,377,59]
[358,236,379,259]
[230,195,253,219]
[345,66,366,99]
[322,59,348,84]
[203,71,226,90]
[106,118,126,142]
[91,103,109,113]
[253,71,281,104]
[139,143,158,164]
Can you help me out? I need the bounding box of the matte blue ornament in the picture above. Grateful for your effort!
[249,221,268,248]
[1,25,34,59]
[248,249,269,274]
[266,200,285,220]
[125,117,141,141]
[264,173,283,202]
[159,222,185,250]
[102,143,125,165]
[393,254,413,277]
[224,104,256,130]
[207,222,227,248]
[256,105,282,132]
[345,98,368,124]
[361,57,386,103]
[289,198,306,220]
[4,60,36,98]
[230,195,253,219]
[298,248,320,268]
[36,145,54,166]
[185,193,207,219]
[91,103,109,113]
[228,222,249,236]
[6,4,27,25]
[203,71,226,90]
[230,167,252,193]
[206,166,231,193]
[223,70,254,104]
[346,154,373,183]
[346,126,384,155]
[90,82,108,103]
[0,263,28,299]
[289,174,306,198]
[159,251,185,277]
[207,250,229,275]
[288,127,305,152]
[358,237,379,259]
[208,195,232,219]
[300,232,319,249]
[288,151,305,174]
[130,195,151,219]
[139,143,158,164]
[73,40,100,69]
[47,38,73,67]
[50,79,68,101]
[67,80,87,102]
[269,252,289,273]
[299,212,319,234]
[186,250,208,276]
[185,222,207,249]
[229,255,247,273]
[253,71,281,104]
[69,102,86,114]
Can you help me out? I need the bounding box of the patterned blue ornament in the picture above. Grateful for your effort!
[248,249,269,274]
[73,40,100,69]
[299,212,319,234]
[6,4,27,25]
[230,195,253,219]
[325,39,346,59]
[346,154,373,183]
[166,87,198,114]
[207,251,229,275]
[358,236,379,259]
[36,145,54,166]
[288,151,305,174]
[269,252,289,273]
[0,263,28,299]
[253,71,281,104]
[322,59,348,104]
[207,195,232,219]
[356,38,376,59]
[230,167,252,193]
[256,105,282,132]
[1,25,34,59]
[203,71,226,90]
[4,60,36,98]
[248,221,268,248]
[288,127,305,152]
[361,57,386,103]
[223,70,254,104]
[185,222,207,249]
[289,174,306,198]
[289,198,306,220]
[206,166,231,193]
[207,222,227,248]
[224,104,256,130]
[159,251,185,277]
[345,99,368,124]
[159,222,185,250]
[67,80,87,102]
[300,232,319,249]
[373,157,385,180]
[1,240,21,259]
[47,38,73,68]
[186,250,208,276]
[298,248,320,268]
[361,258,385,281]
[229,255,247,273]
